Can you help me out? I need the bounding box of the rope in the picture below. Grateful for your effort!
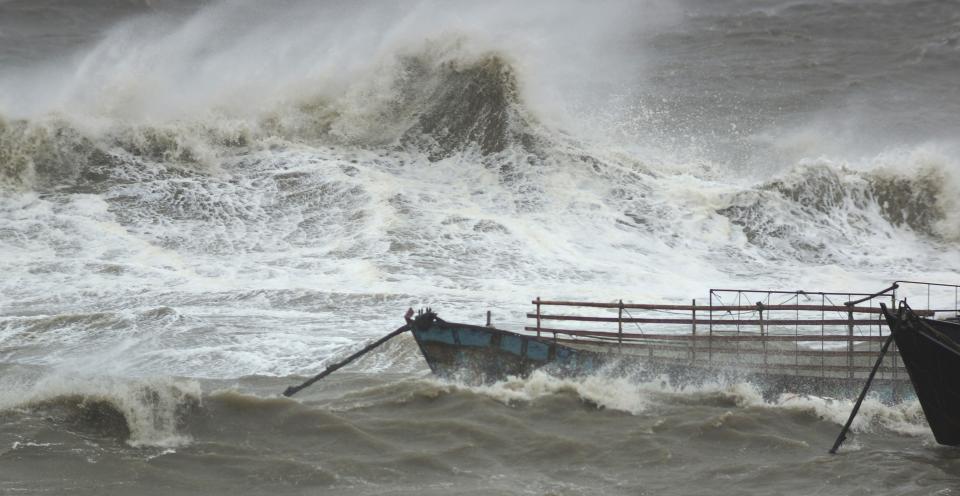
[621,307,645,336]
[824,294,872,337]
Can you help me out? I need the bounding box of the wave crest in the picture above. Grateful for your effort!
[1,375,201,448]
[718,159,954,260]
[395,54,538,159]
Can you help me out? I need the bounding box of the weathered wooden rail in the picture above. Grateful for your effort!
[520,284,953,388]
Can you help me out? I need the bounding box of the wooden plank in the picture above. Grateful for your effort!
[530,301,934,316]
[637,358,903,376]
[554,346,905,375]
[534,302,881,313]
[527,314,885,326]
[525,327,889,342]
[553,338,898,358]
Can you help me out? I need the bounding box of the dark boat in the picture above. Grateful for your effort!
[882,302,960,445]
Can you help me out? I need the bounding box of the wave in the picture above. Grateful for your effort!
[308,369,930,438]
[0,373,201,448]
[717,156,957,262]
[0,115,222,192]
[1,8,955,263]
[4,95,954,270]
[307,370,932,447]
[0,307,184,352]
[1,0,644,192]
[392,54,540,160]
[0,47,544,191]
[0,364,930,455]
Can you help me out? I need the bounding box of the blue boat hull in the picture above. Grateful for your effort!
[410,312,602,382]
[409,311,912,403]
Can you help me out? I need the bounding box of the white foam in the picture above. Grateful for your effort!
[770,393,931,438]
[10,441,58,449]
[442,370,768,416]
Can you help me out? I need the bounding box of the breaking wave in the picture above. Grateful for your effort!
[0,50,539,191]
[3,54,956,262]
[718,156,958,262]
[340,370,932,440]
[0,373,201,448]
[1,1,956,264]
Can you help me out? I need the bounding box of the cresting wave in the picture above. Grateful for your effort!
[0,0,956,272]
[0,366,929,450]
[1,53,955,263]
[0,372,200,448]
[720,157,960,260]
[0,48,541,191]
[431,371,931,438]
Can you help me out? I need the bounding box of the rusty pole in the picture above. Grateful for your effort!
[847,294,855,380]
[618,299,623,350]
[536,297,541,338]
[691,299,697,362]
[708,291,714,364]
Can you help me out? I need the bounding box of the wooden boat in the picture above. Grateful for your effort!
[882,302,960,445]
[285,281,956,409]
[409,309,603,381]
[408,285,927,401]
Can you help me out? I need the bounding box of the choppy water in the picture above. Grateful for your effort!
[2,0,960,494]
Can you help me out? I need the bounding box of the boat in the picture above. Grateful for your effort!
[282,281,960,450]
[285,281,954,408]
[407,284,924,401]
[409,309,603,381]
[881,302,960,445]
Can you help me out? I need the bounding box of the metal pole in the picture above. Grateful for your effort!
[736,291,742,360]
[536,297,541,338]
[848,296,855,381]
[283,324,411,397]
[821,294,825,382]
[709,291,714,364]
[691,299,697,363]
[892,288,899,401]
[757,302,765,336]
[758,302,767,373]
[618,299,623,350]
[829,333,896,454]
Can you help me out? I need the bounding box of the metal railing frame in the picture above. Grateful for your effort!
[524,283,953,385]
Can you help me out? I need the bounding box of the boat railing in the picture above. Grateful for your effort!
[893,280,960,317]
[524,286,939,387]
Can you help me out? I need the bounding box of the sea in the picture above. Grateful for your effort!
[2,0,960,494]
